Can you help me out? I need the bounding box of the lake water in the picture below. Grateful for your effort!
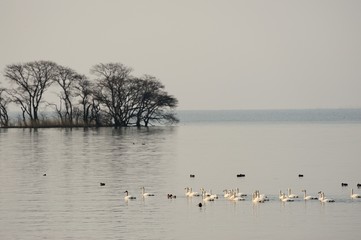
[1,109,361,240]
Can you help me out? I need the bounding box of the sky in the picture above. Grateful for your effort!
[1,0,361,110]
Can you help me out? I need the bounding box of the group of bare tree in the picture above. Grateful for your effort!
[0,61,178,128]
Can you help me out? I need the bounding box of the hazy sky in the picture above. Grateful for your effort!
[1,0,361,110]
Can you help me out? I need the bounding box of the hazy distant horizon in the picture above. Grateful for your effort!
[178,107,361,112]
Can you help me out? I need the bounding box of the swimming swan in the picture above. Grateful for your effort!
[252,190,265,203]
[200,188,211,197]
[236,188,247,197]
[351,189,361,199]
[231,192,246,201]
[302,189,318,200]
[201,188,218,199]
[223,189,231,198]
[260,193,269,201]
[279,191,285,200]
[185,187,191,196]
[287,188,299,198]
[140,187,155,197]
[124,190,136,200]
[279,191,294,202]
[318,192,335,203]
[209,189,218,199]
[185,187,200,197]
[201,190,215,202]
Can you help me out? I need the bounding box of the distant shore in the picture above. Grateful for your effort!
[177,108,361,123]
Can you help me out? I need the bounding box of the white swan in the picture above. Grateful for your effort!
[279,191,294,202]
[187,187,200,197]
[236,188,247,197]
[205,189,218,199]
[260,193,269,201]
[200,188,214,198]
[228,190,236,200]
[203,195,215,201]
[287,188,299,198]
[282,193,294,202]
[201,189,215,202]
[279,190,284,200]
[252,190,265,203]
[302,189,317,200]
[318,192,335,202]
[140,187,155,197]
[185,187,191,196]
[124,190,136,200]
[231,192,245,201]
[351,189,361,199]
[223,189,231,198]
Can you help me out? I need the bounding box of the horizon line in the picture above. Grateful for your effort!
[177,107,361,112]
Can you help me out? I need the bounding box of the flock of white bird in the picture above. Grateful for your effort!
[123,186,361,203]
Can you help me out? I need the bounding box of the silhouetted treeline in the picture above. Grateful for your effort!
[0,61,178,128]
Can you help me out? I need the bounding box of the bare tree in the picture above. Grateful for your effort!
[90,98,103,126]
[142,92,178,127]
[73,75,97,126]
[90,63,133,127]
[134,75,178,127]
[4,61,58,126]
[47,100,64,125]
[0,88,10,127]
[54,65,80,125]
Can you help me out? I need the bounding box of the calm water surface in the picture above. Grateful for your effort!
[1,111,361,239]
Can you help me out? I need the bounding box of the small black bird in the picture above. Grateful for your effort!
[190,174,195,178]
[198,202,203,207]
[237,174,245,177]
[341,183,348,187]
[298,174,304,177]
[167,194,176,199]
[100,182,106,186]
